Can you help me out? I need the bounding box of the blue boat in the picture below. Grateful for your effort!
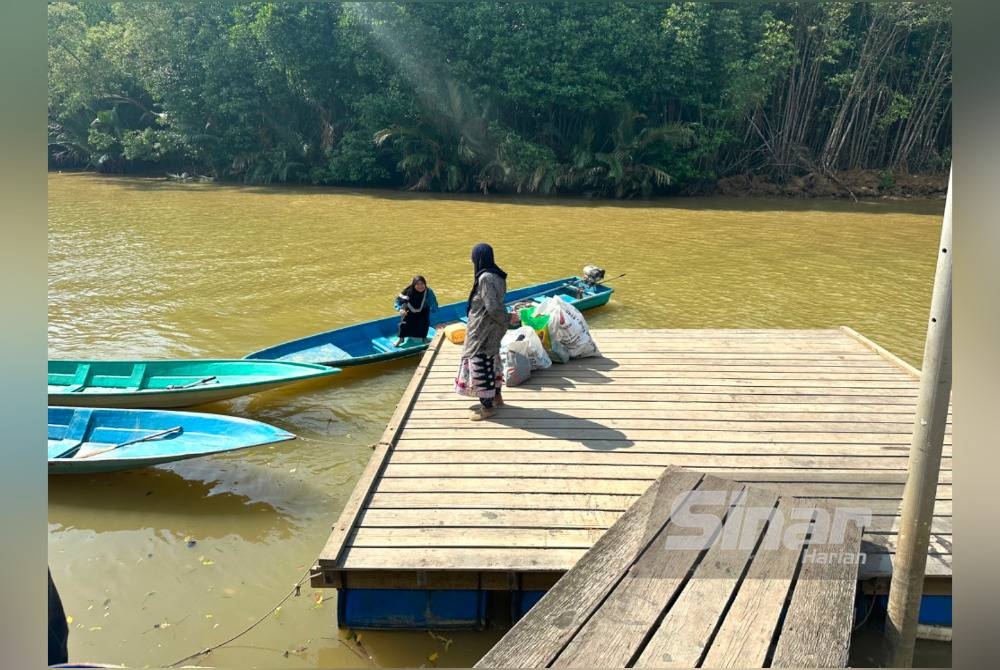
[48,407,296,474]
[48,359,340,409]
[244,275,615,367]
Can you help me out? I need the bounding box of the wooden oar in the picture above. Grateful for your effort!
[75,426,184,460]
[166,375,218,390]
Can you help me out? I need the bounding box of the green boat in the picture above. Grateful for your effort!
[48,359,339,409]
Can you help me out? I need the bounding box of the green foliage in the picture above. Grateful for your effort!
[879,170,896,190]
[47,1,952,195]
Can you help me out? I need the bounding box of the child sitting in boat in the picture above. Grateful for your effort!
[394,275,439,347]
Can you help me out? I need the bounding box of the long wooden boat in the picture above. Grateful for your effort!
[48,359,339,409]
[48,406,295,474]
[244,275,614,367]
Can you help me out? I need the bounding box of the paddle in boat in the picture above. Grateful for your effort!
[48,359,340,409]
[48,406,296,474]
[243,268,617,367]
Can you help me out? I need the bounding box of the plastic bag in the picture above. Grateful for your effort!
[533,296,601,359]
[502,348,532,386]
[518,307,552,351]
[519,307,550,332]
[501,326,552,370]
[532,297,570,363]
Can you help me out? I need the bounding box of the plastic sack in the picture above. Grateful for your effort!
[501,326,552,370]
[519,307,550,332]
[518,307,552,351]
[502,347,532,386]
[533,296,601,359]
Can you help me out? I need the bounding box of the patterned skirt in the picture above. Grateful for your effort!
[454,353,504,399]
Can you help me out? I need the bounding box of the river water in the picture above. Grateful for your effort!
[48,173,946,667]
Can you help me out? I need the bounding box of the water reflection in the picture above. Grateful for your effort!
[49,459,326,542]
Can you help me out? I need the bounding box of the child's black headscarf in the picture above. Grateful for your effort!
[467,243,507,314]
[399,275,428,310]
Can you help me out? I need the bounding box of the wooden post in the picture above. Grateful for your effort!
[883,167,953,666]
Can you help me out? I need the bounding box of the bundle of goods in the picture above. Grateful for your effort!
[499,326,552,386]
[529,296,601,363]
[518,307,552,350]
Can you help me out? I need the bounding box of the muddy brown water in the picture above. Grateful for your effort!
[48,173,947,667]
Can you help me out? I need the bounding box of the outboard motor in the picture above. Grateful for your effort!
[581,265,606,285]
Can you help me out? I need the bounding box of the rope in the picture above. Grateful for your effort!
[167,566,315,667]
[852,593,879,632]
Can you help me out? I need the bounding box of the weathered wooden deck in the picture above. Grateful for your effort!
[315,327,951,599]
[475,466,864,668]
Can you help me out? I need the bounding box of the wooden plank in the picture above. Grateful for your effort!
[351,527,606,549]
[346,527,941,555]
[373,481,652,498]
[632,488,783,669]
[382,463,953,482]
[427,369,911,381]
[409,407,929,421]
[340,546,587,571]
[316,333,444,567]
[428,363,908,374]
[359,500,951,526]
[394,439,953,458]
[769,511,865,668]
[588,329,845,337]
[370,490,640,512]
[359,500,952,534]
[861,552,952,578]
[701,500,847,668]
[403,417,928,434]
[589,328,844,335]
[474,353,894,363]
[373,479,954,502]
[375,468,953,493]
[416,391,922,404]
[554,483,765,668]
[840,326,922,379]
[359,507,626,528]
[388,449,932,467]
[474,467,706,667]
[332,547,952,584]
[422,378,919,390]
[391,429,939,445]
[862,533,953,556]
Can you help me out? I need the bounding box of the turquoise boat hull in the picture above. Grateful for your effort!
[48,406,295,474]
[48,359,339,409]
[244,276,614,367]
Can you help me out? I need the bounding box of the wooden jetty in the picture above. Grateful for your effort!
[314,328,952,629]
[475,465,864,668]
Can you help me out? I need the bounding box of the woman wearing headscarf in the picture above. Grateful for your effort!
[393,275,438,347]
[455,243,509,420]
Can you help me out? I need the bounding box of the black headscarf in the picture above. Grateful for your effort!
[467,243,507,313]
[399,275,428,311]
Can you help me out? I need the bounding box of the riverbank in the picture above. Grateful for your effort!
[52,168,949,202]
[716,169,948,200]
